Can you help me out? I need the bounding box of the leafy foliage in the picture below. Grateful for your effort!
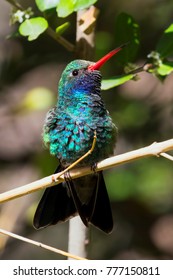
[114,13,140,64]
[56,0,75,18]
[156,23,173,58]
[11,2,173,86]
[157,61,173,76]
[35,0,59,12]
[56,0,97,17]
[55,22,70,35]
[101,74,134,90]
[146,23,173,79]
[19,17,48,41]
[35,0,97,17]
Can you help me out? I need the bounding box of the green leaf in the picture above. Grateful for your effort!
[19,17,48,41]
[101,74,134,90]
[56,0,74,18]
[114,13,140,64]
[36,0,59,12]
[157,61,173,76]
[55,22,70,35]
[56,0,97,18]
[74,0,97,11]
[156,23,173,58]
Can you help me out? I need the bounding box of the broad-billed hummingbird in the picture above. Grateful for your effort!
[33,45,124,234]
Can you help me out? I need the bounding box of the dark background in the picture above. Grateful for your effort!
[0,0,173,259]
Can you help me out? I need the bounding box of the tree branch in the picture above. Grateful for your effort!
[0,228,86,260]
[0,138,172,204]
[68,6,99,259]
[6,0,75,52]
[160,152,173,161]
[46,27,75,52]
[5,0,22,10]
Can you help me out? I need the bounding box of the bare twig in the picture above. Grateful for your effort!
[46,27,75,52]
[0,228,86,260]
[6,0,22,10]
[128,63,154,75]
[160,152,173,161]
[0,138,172,204]
[6,0,75,52]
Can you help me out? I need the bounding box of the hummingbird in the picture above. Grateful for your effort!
[33,45,125,234]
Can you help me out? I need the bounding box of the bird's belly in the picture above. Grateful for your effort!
[45,117,117,167]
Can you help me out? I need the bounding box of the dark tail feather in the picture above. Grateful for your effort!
[65,176,89,227]
[65,171,113,234]
[33,166,77,229]
[89,172,113,234]
[33,166,113,234]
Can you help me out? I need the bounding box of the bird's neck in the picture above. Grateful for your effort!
[57,88,106,118]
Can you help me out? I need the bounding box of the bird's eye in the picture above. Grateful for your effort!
[72,69,79,76]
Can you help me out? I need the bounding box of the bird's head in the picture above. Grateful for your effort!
[58,45,126,102]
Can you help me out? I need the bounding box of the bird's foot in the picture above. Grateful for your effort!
[52,168,72,183]
[91,162,98,173]
[64,170,72,182]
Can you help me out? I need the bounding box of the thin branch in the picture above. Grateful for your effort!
[6,0,75,52]
[0,228,86,260]
[46,27,75,52]
[5,0,22,10]
[127,63,154,75]
[160,152,173,161]
[0,138,173,204]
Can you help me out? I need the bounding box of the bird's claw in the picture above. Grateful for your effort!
[64,170,72,182]
[91,162,97,173]
[52,169,72,183]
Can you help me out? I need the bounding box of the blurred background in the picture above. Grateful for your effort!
[0,0,173,260]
